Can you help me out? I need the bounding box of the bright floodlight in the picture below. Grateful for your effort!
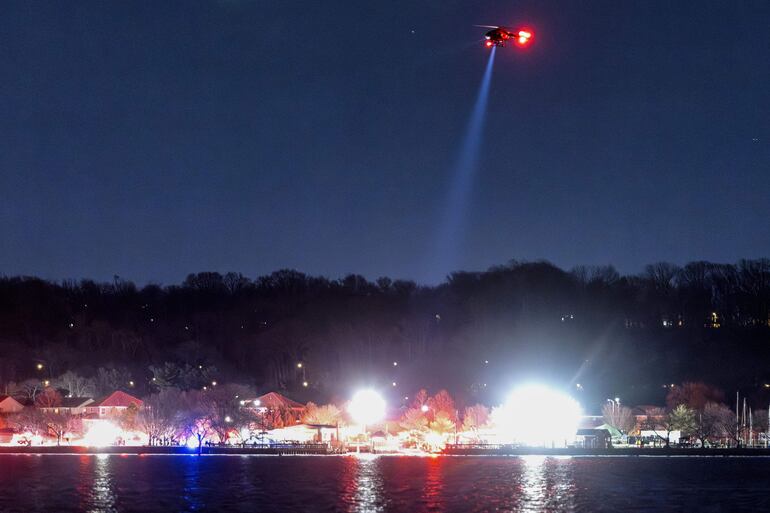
[83,422,122,447]
[497,384,582,447]
[348,389,386,426]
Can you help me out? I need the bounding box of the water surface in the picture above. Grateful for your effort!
[2,454,769,512]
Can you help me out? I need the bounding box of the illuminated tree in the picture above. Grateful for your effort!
[180,390,214,453]
[669,404,696,436]
[8,408,47,438]
[118,402,140,432]
[430,413,456,436]
[204,384,253,444]
[428,390,457,423]
[400,408,428,432]
[303,403,342,426]
[138,388,184,445]
[42,411,82,446]
[462,404,490,433]
[410,390,429,410]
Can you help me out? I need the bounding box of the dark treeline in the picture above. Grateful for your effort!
[1,259,769,410]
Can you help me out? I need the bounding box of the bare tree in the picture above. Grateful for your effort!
[95,367,133,395]
[54,371,95,398]
[602,404,636,433]
[42,412,82,446]
[693,402,725,447]
[711,403,742,447]
[180,390,214,454]
[666,382,724,411]
[642,407,675,447]
[34,387,62,408]
[303,403,342,426]
[462,404,490,434]
[12,379,43,403]
[138,388,184,445]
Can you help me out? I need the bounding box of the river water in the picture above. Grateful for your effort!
[2,454,769,512]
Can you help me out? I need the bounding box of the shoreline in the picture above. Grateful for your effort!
[3,446,770,457]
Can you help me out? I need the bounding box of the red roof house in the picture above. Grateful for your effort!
[86,391,143,418]
[256,391,305,411]
[0,395,24,414]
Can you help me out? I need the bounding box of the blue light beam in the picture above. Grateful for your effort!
[432,47,496,279]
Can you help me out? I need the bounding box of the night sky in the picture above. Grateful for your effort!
[2,1,769,285]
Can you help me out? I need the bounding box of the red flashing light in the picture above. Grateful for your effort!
[485,40,493,48]
[515,29,533,47]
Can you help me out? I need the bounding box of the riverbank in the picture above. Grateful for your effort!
[441,445,770,457]
[0,444,332,455]
[4,445,770,456]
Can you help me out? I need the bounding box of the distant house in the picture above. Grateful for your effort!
[38,397,94,416]
[0,395,24,414]
[575,428,611,449]
[264,423,338,444]
[240,391,307,428]
[86,391,143,418]
[254,392,305,413]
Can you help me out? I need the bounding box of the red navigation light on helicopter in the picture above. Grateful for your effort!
[515,29,533,47]
[477,25,535,49]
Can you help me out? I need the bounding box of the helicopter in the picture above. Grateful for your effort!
[476,25,533,48]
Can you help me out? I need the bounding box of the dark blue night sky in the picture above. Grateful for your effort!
[2,1,768,284]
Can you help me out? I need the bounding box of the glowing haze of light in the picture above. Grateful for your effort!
[496,384,582,447]
[82,422,123,447]
[348,389,386,426]
[432,47,496,278]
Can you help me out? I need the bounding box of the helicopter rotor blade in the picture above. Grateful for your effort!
[473,24,500,29]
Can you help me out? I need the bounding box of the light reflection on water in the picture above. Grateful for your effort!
[422,455,444,511]
[352,454,385,512]
[91,454,117,512]
[520,455,576,512]
[4,455,770,512]
[182,456,205,512]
